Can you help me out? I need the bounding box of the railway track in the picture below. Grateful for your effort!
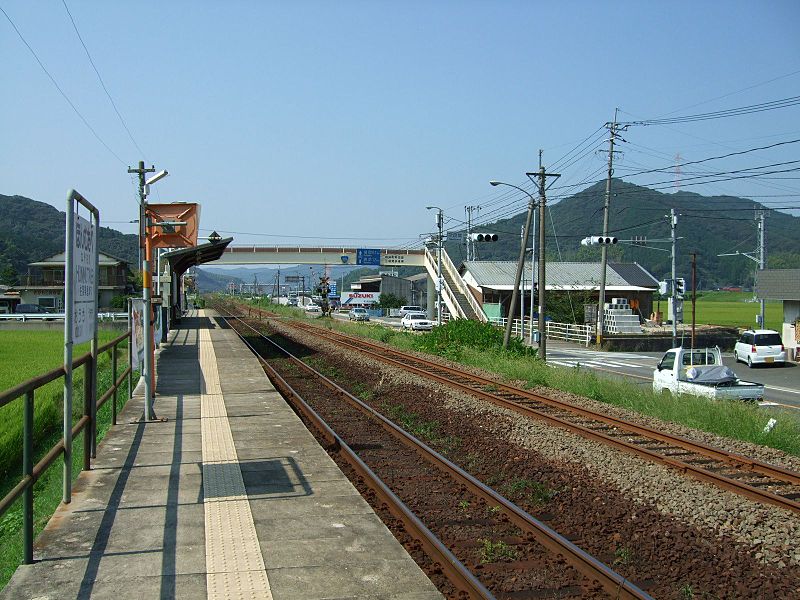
[217,309,652,599]
[264,312,800,516]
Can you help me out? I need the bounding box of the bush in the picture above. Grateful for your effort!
[412,319,532,360]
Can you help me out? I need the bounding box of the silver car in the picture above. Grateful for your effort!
[349,308,370,322]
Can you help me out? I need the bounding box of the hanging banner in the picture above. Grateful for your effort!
[71,212,97,344]
[131,299,145,370]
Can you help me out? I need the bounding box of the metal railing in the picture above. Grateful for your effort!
[0,330,132,565]
[490,317,593,347]
[423,248,487,322]
[0,312,128,322]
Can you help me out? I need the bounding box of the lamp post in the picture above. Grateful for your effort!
[489,181,537,351]
[127,162,168,421]
[425,206,443,325]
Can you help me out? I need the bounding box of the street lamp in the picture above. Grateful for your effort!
[489,181,537,352]
[425,206,444,325]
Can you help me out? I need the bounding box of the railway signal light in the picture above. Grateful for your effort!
[581,236,618,246]
[658,280,672,295]
[469,233,498,242]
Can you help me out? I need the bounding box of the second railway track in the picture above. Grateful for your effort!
[251,306,800,515]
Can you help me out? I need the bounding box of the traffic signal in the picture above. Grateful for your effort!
[675,277,686,297]
[658,280,672,295]
[469,233,498,242]
[580,236,618,246]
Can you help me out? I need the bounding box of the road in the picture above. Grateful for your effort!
[546,340,800,413]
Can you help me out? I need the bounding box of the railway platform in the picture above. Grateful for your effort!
[1,310,441,600]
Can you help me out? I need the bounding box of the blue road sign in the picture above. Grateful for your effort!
[356,248,381,266]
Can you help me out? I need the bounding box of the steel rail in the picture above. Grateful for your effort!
[276,317,800,515]
[219,308,653,600]
[221,315,492,598]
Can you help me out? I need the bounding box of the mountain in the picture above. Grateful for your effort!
[0,194,139,283]
[445,180,800,289]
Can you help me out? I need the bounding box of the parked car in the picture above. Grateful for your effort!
[653,347,764,402]
[349,307,369,322]
[399,305,425,318]
[304,303,321,313]
[401,311,435,331]
[14,304,50,314]
[734,329,786,367]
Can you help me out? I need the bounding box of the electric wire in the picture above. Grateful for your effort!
[0,4,126,165]
[61,0,148,160]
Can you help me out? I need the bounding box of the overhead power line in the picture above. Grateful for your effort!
[62,0,148,160]
[622,95,800,126]
[0,4,125,164]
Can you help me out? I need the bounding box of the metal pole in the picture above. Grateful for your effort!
[63,198,75,503]
[23,390,33,564]
[498,186,535,349]
[537,167,547,361]
[112,344,118,426]
[529,208,536,346]
[671,208,678,348]
[90,210,99,457]
[520,225,525,339]
[596,111,618,346]
[691,252,697,352]
[758,211,765,328]
[437,209,443,326]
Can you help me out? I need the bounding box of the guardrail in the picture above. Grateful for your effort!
[490,317,593,347]
[0,330,132,565]
[0,312,128,322]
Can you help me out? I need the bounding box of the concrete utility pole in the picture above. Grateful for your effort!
[465,205,479,261]
[691,252,697,352]
[757,210,766,328]
[127,160,156,420]
[536,164,550,361]
[670,208,678,348]
[596,110,626,346]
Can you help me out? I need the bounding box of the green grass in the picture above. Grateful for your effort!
[0,328,133,589]
[692,299,782,331]
[226,297,800,455]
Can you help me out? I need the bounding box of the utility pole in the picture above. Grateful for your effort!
[465,205,479,261]
[670,208,678,348]
[596,110,626,346]
[536,164,549,360]
[691,252,697,352]
[436,209,443,325]
[127,160,156,421]
[757,210,766,328]
[519,225,525,337]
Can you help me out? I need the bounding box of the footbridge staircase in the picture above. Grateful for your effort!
[424,247,487,322]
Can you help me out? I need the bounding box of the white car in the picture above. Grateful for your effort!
[401,312,435,331]
[399,305,425,318]
[734,329,786,367]
[304,303,321,313]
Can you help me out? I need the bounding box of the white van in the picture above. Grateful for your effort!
[399,305,424,318]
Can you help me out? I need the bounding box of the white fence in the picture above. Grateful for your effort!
[0,312,128,322]
[489,317,593,347]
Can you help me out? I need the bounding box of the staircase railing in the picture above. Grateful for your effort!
[424,248,463,319]
[435,248,488,322]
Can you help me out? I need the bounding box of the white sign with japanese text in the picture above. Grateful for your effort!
[72,213,97,344]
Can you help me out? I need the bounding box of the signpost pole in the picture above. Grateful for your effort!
[63,190,99,502]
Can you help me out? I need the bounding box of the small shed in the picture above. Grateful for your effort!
[756,268,800,361]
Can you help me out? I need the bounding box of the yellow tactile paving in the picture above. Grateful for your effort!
[199,317,273,600]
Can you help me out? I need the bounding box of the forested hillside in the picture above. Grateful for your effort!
[445,180,800,288]
[0,194,138,284]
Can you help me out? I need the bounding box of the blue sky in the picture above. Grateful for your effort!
[2,0,799,250]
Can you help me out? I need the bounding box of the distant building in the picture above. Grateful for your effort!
[17,251,132,311]
[458,261,659,322]
[348,273,412,305]
[756,268,800,361]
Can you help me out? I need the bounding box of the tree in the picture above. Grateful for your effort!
[0,264,18,286]
[377,293,406,310]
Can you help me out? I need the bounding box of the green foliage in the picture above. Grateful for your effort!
[0,264,18,286]
[0,194,138,276]
[411,319,532,360]
[478,539,517,563]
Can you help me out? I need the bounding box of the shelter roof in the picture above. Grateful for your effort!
[756,269,800,300]
[162,237,233,277]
